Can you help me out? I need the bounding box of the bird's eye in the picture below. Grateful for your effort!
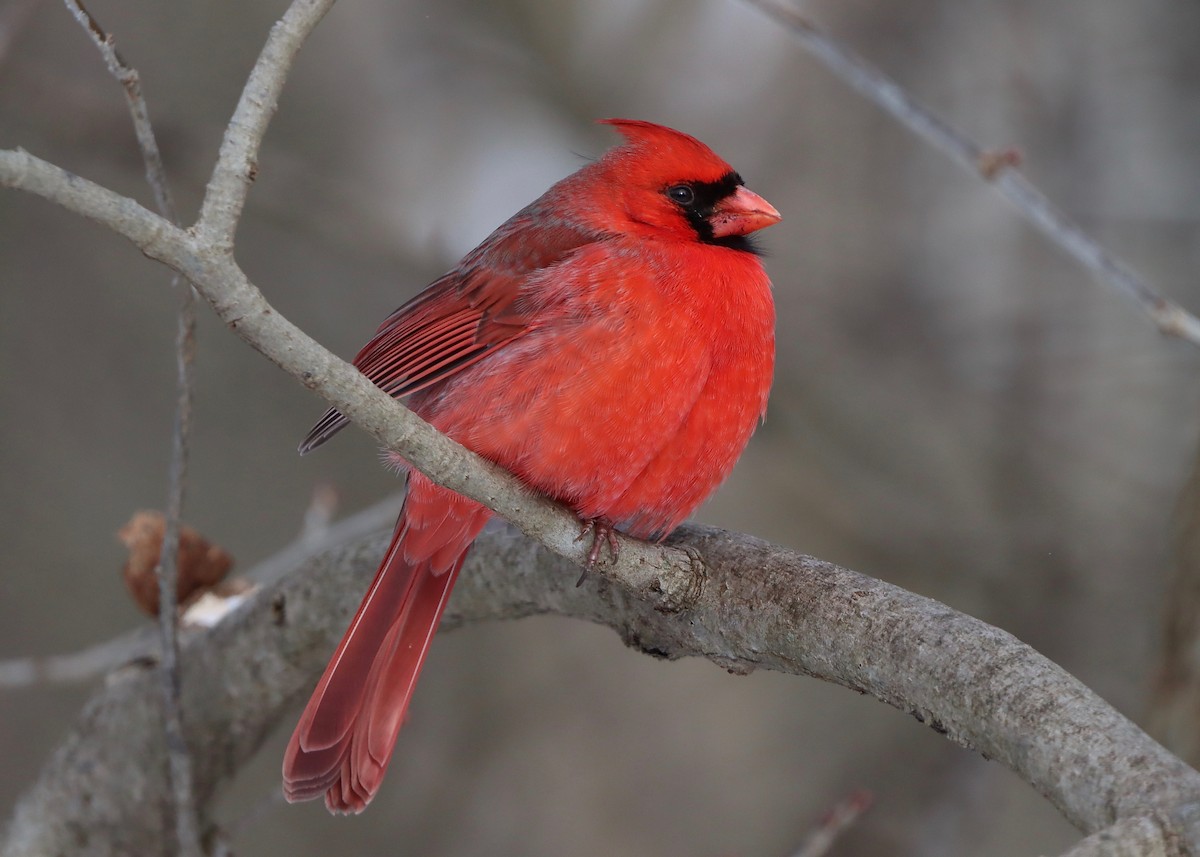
[667,184,696,206]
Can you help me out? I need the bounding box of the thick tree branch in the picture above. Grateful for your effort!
[1055,814,1185,857]
[4,513,1200,856]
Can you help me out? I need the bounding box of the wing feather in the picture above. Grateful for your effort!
[299,219,598,453]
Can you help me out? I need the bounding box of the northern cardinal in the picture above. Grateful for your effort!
[283,119,780,813]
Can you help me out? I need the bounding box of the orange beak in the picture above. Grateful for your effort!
[709,186,782,238]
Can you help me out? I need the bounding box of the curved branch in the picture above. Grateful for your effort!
[4,515,1199,855]
[1054,814,1183,857]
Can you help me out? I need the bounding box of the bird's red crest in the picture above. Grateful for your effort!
[597,118,736,185]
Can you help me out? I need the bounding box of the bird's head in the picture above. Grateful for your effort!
[585,118,781,252]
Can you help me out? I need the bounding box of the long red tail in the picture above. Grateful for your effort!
[282,475,489,813]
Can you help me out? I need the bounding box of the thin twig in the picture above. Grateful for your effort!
[157,288,201,857]
[791,790,873,857]
[299,483,339,545]
[741,0,1200,347]
[62,2,202,855]
[61,0,176,222]
[0,634,150,689]
[0,494,402,691]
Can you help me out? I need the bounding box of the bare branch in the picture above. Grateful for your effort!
[5,517,1200,855]
[791,790,872,857]
[741,0,1200,347]
[1054,813,1183,857]
[61,0,178,223]
[298,483,339,545]
[61,2,202,852]
[154,298,201,857]
[1151,450,1200,768]
[195,0,337,250]
[0,635,149,690]
[0,147,179,247]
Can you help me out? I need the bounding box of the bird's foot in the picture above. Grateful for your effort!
[574,518,619,586]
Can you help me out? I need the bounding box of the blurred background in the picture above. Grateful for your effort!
[3,0,1200,854]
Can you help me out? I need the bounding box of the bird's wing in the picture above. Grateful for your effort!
[300,219,597,452]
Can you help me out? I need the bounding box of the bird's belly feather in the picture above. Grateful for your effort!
[408,288,771,540]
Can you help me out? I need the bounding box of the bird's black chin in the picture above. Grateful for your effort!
[705,232,763,255]
[670,171,766,255]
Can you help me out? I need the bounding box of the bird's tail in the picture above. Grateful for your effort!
[282,475,489,813]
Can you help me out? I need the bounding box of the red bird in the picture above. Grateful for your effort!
[282,119,780,813]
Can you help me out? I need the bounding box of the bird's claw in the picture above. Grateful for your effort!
[574,518,619,586]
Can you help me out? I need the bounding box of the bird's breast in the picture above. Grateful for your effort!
[411,240,775,539]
